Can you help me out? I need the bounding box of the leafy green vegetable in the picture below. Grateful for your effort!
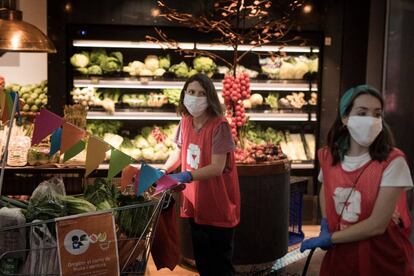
[90,48,107,65]
[84,178,119,211]
[168,62,189,78]
[100,56,122,73]
[87,65,103,75]
[61,196,96,214]
[265,92,279,109]
[159,55,171,70]
[162,89,181,106]
[193,56,216,73]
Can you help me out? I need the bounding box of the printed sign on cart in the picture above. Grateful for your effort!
[56,212,120,276]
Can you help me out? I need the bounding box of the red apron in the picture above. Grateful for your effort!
[319,147,413,276]
[179,115,240,228]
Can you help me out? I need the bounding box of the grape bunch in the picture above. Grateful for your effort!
[222,73,251,140]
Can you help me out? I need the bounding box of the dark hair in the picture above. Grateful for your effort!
[327,87,395,165]
[177,73,223,117]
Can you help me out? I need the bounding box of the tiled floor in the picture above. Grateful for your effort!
[145,225,320,275]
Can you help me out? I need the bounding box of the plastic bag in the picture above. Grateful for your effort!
[0,207,26,274]
[25,176,67,222]
[21,222,59,274]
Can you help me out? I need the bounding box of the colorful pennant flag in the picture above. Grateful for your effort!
[120,165,139,192]
[63,140,86,162]
[137,162,164,195]
[32,109,64,145]
[108,149,134,179]
[154,174,179,195]
[85,136,110,176]
[60,121,86,154]
[1,92,15,123]
[50,128,62,156]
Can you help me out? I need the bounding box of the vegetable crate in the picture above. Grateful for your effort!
[0,192,169,275]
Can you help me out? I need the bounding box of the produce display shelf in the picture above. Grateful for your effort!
[86,111,316,121]
[74,78,318,91]
[291,163,314,169]
[73,40,319,53]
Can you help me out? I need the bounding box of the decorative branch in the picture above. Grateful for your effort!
[153,0,303,70]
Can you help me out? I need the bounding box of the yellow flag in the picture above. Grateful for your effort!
[85,136,110,176]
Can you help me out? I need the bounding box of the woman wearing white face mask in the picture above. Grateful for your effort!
[161,73,240,276]
[300,85,413,275]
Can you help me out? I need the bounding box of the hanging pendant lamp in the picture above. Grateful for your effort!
[0,0,56,53]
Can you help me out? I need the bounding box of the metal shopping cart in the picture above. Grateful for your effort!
[0,191,170,276]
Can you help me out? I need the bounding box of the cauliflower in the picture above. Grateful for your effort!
[142,148,155,160]
[193,56,216,73]
[154,68,166,77]
[139,68,154,76]
[103,133,124,148]
[144,55,159,71]
[134,136,149,148]
[279,60,296,79]
[293,59,309,79]
[70,53,89,68]
[123,60,145,76]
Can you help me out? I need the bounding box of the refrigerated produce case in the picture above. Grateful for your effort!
[65,25,322,176]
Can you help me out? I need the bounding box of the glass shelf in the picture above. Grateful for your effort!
[86,111,316,121]
[74,78,318,91]
[73,40,319,53]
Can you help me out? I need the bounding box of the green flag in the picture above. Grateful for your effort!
[63,140,86,162]
[108,149,134,179]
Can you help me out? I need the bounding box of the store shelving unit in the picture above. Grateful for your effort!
[69,33,321,174]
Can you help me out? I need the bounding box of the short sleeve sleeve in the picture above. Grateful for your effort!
[318,169,323,183]
[174,121,182,148]
[380,156,413,189]
[212,122,235,154]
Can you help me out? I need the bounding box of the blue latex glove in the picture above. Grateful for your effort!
[169,171,193,183]
[320,218,329,234]
[319,218,330,250]
[300,228,332,253]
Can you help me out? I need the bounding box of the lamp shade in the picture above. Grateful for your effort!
[0,6,56,53]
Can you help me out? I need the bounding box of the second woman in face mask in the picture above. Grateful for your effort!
[161,73,240,276]
[300,85,413,276]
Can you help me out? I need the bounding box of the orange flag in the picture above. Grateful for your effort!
[85,136,110,176]
[61,122,86,154]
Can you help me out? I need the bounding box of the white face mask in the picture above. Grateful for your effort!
[184,94,208,117]
[347,116,383,147]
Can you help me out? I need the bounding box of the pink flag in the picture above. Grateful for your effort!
[154,175,179,195]
[32,109,64,146]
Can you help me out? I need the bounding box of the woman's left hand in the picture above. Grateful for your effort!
[169,171,193,183]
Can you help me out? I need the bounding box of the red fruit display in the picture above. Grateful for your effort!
[151,126,166,143]
[234,142,286,164]
[222,73,251,141]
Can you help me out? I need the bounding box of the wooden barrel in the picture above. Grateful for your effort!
[179,159,291,274]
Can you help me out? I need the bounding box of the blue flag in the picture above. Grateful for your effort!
[137,162,163,195]
[50,127,62,156]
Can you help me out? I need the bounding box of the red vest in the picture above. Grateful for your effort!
[319,147,413,276]
[179,115,240,227]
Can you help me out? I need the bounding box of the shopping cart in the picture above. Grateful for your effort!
[0,191,170,276]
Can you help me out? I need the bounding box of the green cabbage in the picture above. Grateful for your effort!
[87,65,103,75]
[70,53,89,68]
